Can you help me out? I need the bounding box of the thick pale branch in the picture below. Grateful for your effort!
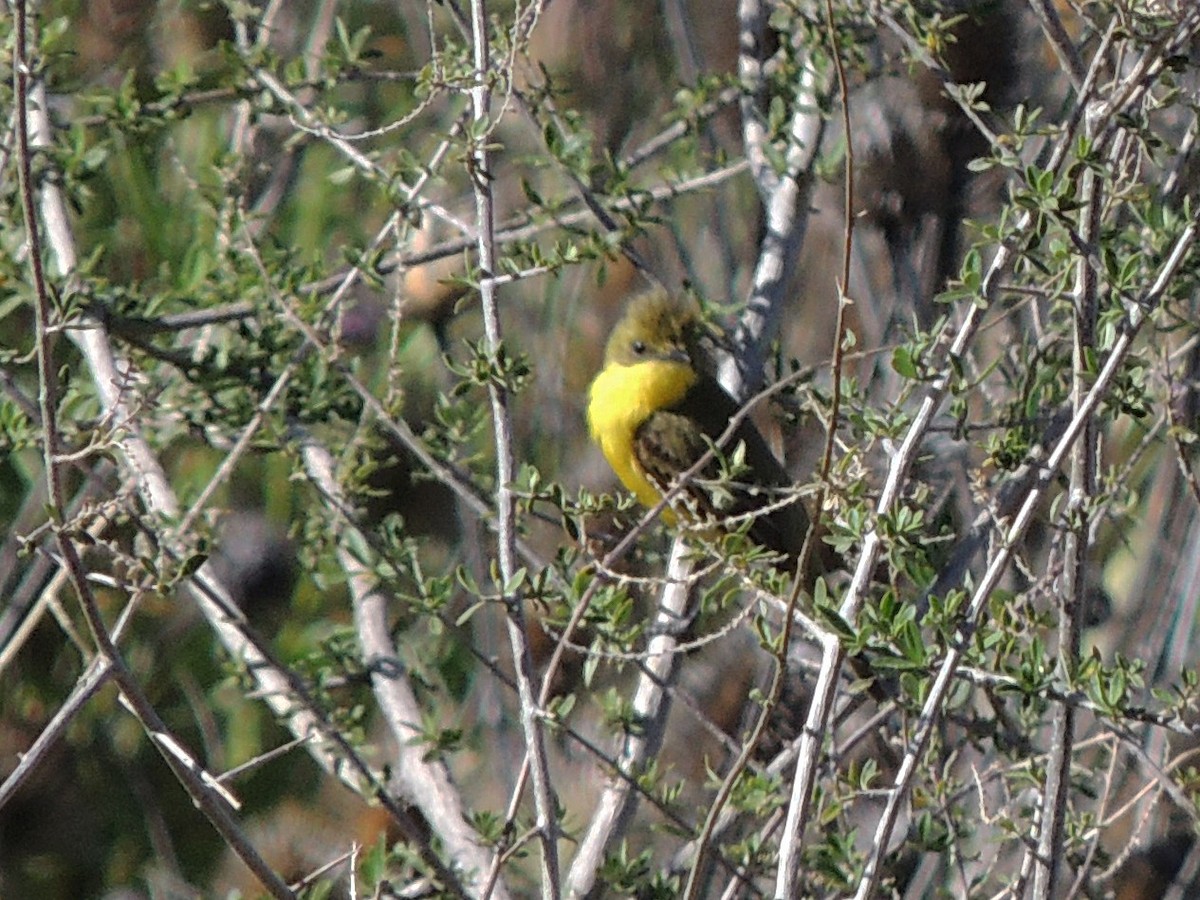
[728,0,827,399]
[21,45,470,900]
[564,539,693,899]
[298,432,510,900]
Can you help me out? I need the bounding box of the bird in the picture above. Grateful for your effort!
[586,289,812,567]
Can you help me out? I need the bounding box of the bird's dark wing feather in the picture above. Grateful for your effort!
[633,375,812,562]
[634,409,718,517]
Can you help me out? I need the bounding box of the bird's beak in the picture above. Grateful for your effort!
[664,346,690,365]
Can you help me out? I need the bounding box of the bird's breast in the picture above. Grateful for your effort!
[587,360,697,508]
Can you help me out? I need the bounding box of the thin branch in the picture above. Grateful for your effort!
[467,2,560,895]
[13,5,294,893]
[1027,0,1087,92]
[851,218,1199,900]
[304,158,750,299]
[0,657,113,810]
[1032,106,1105,900]
[772,2,854,890]
[776,15,1135,884]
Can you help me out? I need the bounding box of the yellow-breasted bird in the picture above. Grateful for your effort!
[587,289,811,565]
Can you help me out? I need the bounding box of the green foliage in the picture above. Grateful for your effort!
[6,0,1200,897]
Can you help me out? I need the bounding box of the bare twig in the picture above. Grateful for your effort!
[1031,105,1104,900]
[467,2,560,895]
[773,2,855,890]
[1027,0,1087,92]
[12,5,294,894]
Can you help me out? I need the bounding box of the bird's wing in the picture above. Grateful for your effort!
[634,377,812,561]
[632,408,717,517]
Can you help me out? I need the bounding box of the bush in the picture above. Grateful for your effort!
[3,1,1200,897]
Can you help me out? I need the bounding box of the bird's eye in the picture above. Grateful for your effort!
[631,340,646,354]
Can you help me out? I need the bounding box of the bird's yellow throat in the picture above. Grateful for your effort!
[587,358,697,510]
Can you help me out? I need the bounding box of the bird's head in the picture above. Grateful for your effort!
[604,289,703,369]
